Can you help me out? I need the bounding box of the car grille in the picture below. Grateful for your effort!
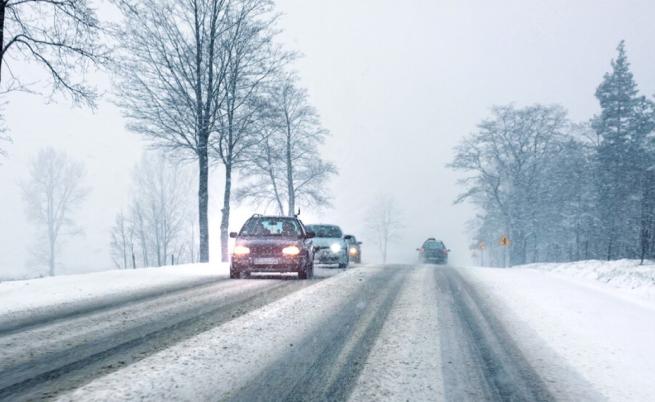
[249,245,284,257]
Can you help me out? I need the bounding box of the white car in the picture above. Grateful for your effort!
[305,224,349,268]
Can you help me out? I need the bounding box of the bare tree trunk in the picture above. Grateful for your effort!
[220,162,232,262]
[265,139,285,215]
[48,234,55,276]
[0,1,5,84]
[198,147,210,263]
[285,119,294,216]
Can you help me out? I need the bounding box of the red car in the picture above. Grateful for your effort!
[230,215,316,279]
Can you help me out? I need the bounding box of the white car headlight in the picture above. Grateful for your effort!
[330,243,342,253]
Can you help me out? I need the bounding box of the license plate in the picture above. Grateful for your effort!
[254,257,279,265]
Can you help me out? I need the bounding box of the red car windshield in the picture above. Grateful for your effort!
[239,217,302,237]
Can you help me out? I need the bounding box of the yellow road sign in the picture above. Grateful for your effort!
[499,235,510,247]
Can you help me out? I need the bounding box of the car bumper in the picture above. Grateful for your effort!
[231,257,304,273]
[314,250,344,264]
[422,257,447,264]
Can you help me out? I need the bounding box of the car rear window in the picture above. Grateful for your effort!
[306,225,342,238]
[423,241,445,249]
[240,217,302,237]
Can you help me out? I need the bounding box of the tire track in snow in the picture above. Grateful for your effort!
[435,267,554,401]
[0,277,322,401]
[227,266,407,402]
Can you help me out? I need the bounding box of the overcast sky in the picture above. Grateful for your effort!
[2,0,655,277]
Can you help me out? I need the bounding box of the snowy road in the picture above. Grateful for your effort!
[0,269,340,401]
[0,264,644,401]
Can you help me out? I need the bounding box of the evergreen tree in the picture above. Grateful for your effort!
[593,40,655,259]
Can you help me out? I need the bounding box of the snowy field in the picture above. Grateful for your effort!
[0,263,229,332]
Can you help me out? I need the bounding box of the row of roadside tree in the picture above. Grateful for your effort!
[451,41,655,266]
[1,0,335,273]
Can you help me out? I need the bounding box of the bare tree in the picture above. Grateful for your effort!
[0,104,9,159]
[212,0,289,261]
[236,73,336,216]
[111,152,194,268]
[235,122,286,214]
[366,195,403,264]
[0,0,106,104]
[110,210,134,269]
[113,0,232,262]
[21,147,88,276]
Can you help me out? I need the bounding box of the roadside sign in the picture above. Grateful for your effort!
[499,235,510,247]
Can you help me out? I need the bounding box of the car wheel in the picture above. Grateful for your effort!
[230,268,239,279]
[298,266,308,280]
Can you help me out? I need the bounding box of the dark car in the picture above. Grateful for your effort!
[230,215,315,279]
[305,224,349,268]
[344,234,362,263]
[418,238,449,264]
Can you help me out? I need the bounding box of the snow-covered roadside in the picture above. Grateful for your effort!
[463,267,655,401]
[58,267,377,401]
[516,259,655,305]
[0,263,228,332]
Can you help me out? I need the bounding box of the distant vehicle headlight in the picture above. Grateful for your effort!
[330,243,342,253]
[233,245,250,255]
[349,247,358,256]
[282,245,301,256]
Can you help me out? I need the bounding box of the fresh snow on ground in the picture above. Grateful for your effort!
[58,267,378,401]
[517,259,655,305]
[0,263,228,332]
[464,264,655,401]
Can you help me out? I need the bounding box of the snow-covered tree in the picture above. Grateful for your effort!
[592,40,655,260]
[21,147,88,275]
[450,104,570,265]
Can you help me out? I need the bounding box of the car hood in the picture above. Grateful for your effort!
[312,237,344,247]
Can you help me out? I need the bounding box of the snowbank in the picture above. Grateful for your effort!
[464,267,655,401]
[516,259,655,305]
[0,263,229,332]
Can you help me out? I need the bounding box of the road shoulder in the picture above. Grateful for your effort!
[462,267,653,401]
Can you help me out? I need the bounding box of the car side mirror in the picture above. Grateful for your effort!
[357,241,363,245]
[344,235,353,240]
[305,231,316,239]
[229,232,238,238]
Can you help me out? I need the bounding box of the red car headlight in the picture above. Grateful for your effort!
[233,245,250,255]
[282,246,301,256]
